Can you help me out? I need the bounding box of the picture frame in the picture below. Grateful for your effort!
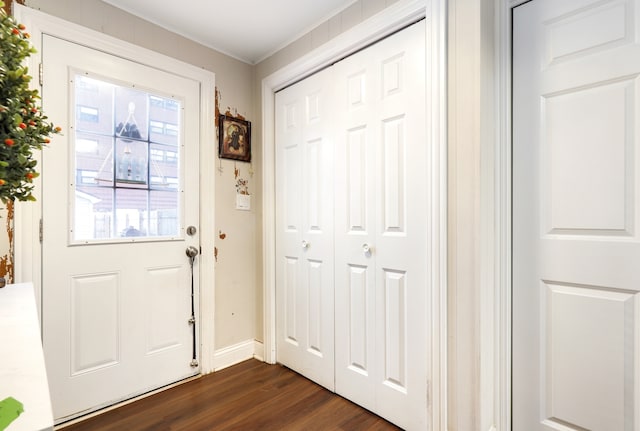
[218,115,251,162]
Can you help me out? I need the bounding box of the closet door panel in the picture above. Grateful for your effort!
[336,21,429,431]
[334,41,378,411]
[276,72,335,390]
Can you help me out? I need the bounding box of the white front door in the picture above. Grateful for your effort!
[513,1,640,429]
[41,35,201,421]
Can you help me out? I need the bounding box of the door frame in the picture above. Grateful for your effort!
[261,0,447,428]
[491,1,531,430]
[12,4,217,374]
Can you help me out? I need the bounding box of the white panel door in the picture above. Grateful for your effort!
[41,35,200,421]
[275,21,428,431]
[333,21,428,431]
[275,71,335,390]
[514,1,640,429]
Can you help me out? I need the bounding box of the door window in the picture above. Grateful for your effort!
[72,74,182,242]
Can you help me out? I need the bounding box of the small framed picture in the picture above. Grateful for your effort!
[218,115,251,162]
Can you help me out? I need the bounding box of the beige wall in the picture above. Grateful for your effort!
[22,0,256,351]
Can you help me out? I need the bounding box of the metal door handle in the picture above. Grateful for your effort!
[302,240,310,250]
[186,246,199,258]
[362,243,371,255]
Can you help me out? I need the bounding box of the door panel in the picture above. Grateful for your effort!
[513,1,640,429]
[70,274,119,375]
[275,71,335,390]
[334,21,427,431]
[41,35,200,421]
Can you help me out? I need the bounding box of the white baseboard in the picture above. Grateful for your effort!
[253,340,264,362]
[212,339,265,371]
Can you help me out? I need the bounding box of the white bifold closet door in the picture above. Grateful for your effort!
[275,21,428,431]
[275,68,336,391]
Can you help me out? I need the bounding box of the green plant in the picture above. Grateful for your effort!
[0,1,60,203]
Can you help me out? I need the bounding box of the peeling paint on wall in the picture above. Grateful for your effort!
[236,178,249,195]
[224,109,245,121]
[214,87,256,288]
[0,200,15,284]
[3,0,25,16]
[214,87,221,126]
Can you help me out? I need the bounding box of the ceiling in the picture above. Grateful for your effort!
[102,0,358,65]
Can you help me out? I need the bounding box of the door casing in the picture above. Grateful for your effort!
[261,0,447,430]
[12,4,217,374]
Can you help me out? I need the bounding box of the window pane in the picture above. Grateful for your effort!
[115,188,148,237]
[149,95,181,146]
[115,87,148,141]
[75,186,114,240]
[73,74,182,242]
[149,142,179,190]
[75,75,114,135]
[150,191,179,237]
[75,132,114,186]
[115,138,148,187]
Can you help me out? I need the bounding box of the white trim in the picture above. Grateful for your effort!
[496,2,512,427]
[13,4,216,374]
[253,339,265,362]
[261,1,447,429]
[212,339,264,371]
[494,1,529,430]
[425,0,448,428]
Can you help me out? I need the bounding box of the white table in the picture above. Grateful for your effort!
[0,283,54,431]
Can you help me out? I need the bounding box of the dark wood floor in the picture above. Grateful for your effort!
[61,359,402,431]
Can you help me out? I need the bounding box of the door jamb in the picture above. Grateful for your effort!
[12,4,217,374]
[261,0,447,428]
[492,1,530,430]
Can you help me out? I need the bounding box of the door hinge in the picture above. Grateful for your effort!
[39,219,43,243]
[39,63,43,86]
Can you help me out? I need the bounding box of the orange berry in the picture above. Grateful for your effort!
[4,139,14,147]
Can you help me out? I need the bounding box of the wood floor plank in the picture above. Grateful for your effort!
[60,359,402,431]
